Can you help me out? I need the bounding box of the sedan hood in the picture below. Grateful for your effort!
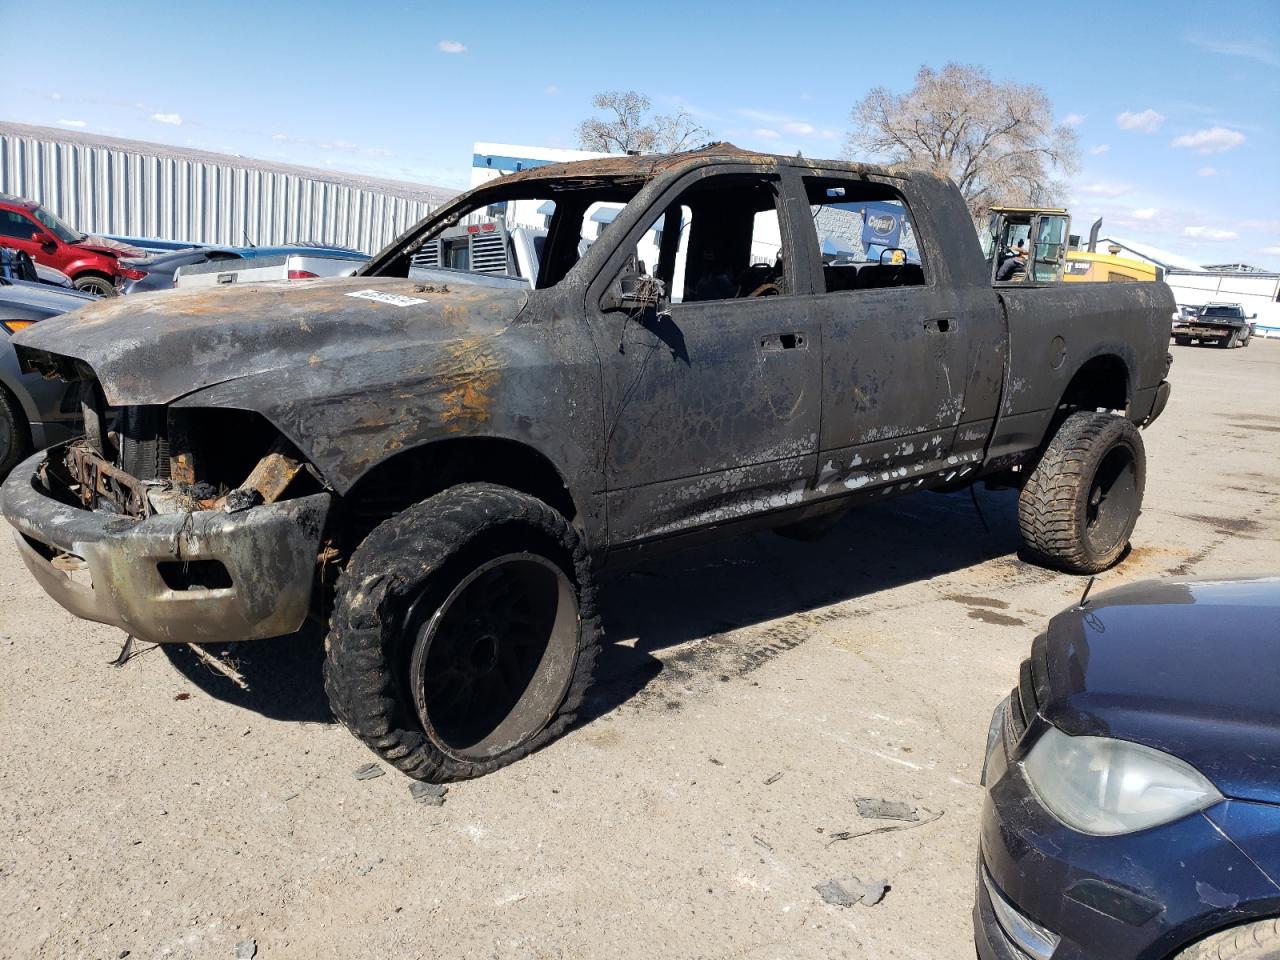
[1040,576,1280,805]
[13,276,528,406]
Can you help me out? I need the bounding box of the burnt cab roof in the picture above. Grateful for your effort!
[491,143,919,191]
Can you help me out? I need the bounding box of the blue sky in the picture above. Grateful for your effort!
[3,0,1278,268]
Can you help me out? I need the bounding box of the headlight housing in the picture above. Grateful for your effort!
[1023,727,1221,835]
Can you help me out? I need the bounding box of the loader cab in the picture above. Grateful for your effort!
[981,207,1071,284]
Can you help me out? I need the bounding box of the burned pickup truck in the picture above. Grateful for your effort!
[1,145,1173,782]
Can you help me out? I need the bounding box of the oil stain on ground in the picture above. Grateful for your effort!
[966,608,1026,626]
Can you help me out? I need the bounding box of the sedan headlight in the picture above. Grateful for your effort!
[1023,727,1221,835]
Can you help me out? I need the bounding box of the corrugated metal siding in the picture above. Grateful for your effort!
[0,130,439,254]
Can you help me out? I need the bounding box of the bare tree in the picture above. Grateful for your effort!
[577,91,712,155]
[846,64,1079,219]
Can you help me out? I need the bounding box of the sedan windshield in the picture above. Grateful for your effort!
[31,205,85,244]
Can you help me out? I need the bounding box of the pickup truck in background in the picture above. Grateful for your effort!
[172,246,369,289]
[119,244,371,294]
[2,144,1173,783]
[1172,302,1256,348]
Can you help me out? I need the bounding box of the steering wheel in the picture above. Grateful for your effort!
[736,263,781,298]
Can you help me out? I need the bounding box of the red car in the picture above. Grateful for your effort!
[0,194,146,296]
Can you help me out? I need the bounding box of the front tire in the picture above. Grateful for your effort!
[1018,411,1146,573]
[0,385,31,479]
[323,483,600,782]
[1172,918,1280,959]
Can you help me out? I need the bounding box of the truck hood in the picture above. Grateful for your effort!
[13,276,529,406]
[1039,577,1280,805]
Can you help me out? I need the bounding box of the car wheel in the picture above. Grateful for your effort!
[0,385,31,479]
[73,274,117,297]
[1018,411,1146,574]
[1172,917,1280,959]
[1174,335,1192,346]
[1218,334,1235,348]
[323,483,601,782]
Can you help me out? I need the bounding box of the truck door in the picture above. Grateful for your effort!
[585,170,821,545]
[794,174,971,490]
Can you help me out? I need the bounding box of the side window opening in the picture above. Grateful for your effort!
[619,175,787,305]
[802,177,926,293]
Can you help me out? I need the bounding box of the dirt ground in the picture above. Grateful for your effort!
[1,340,1278,960]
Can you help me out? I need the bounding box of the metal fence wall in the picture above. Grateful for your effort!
[0,127,441,254]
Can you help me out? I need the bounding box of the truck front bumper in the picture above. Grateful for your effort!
[1,451,331,645]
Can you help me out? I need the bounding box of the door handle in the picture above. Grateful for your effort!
[759,332,807,352]
[923,317,955,333]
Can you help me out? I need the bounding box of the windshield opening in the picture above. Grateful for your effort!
[31,206,84,244]
[372,176,649,290]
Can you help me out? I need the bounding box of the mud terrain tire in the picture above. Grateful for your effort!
[324,483,600,782]
[1018,411,1146,574]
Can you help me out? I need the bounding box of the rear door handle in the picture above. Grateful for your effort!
[760,332,807,352]
[924,317,955,333]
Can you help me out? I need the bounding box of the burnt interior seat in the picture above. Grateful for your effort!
[823,264,861,292]
[853,264,925,289]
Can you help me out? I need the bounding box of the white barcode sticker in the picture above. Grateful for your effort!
[345,289,428,307]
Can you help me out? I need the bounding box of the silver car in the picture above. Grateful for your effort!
[0,278,96,476]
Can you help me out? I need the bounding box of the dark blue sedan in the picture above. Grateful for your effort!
[976,576,1280,960]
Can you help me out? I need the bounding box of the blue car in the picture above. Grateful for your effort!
[977,576,1280,960]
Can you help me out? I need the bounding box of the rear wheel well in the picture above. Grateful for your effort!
[338,437,578,549]
[1058,354,1129,416]
[71,268,112,282]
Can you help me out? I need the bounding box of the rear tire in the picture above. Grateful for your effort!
[1174,335,1192,346]
[72,273,116,297]
[0,385,31,479]
[1018,411,1146,573]
[1171,918,1280,959]
[323,483,600,782]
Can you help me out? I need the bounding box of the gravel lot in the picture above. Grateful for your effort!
[1,340,1278,960]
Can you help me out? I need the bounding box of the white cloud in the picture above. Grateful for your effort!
[1116,109,1165,133]
[151,112,182,125]
[818,129,837,140]
[57,118,87,128]
[752,128,781,140]
[272,132,288,142]
[1186,35,1280,68]
[438,40,466,54]
[1079,182,1132,198]
[1262,245,1280,256]
[1243,219,1280,233]
[1182,226,1237,241]
[1063,113,1086,126]
[1131,208,1160,220]
[544,85,559,95]
[1171,126,1245,154]
[1089,143,1110,155]
[49,92,63,101]
[738,108,820,138]
[1197,166,1217,177]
